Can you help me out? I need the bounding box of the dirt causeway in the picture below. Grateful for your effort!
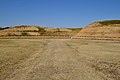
[0,39,120,80]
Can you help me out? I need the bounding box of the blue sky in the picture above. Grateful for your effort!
[0,0,120,28]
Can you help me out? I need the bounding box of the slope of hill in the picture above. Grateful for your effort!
[0,25,82,39]
[0,26,43,36]
[74,20,120,40]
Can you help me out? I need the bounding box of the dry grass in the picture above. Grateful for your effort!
[0,39,120,80]
[75,21,120,38]
[0,39,49,79]
[66,39,120,80]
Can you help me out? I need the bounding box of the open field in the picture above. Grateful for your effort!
[0,39,120,80]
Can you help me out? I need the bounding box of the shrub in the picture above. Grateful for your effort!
[38,27,46,35]
[38,27,45,32]
[7,33,12,36]
[57,28,60,32]
[21,32,29,36]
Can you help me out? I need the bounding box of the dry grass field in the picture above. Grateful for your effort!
[0,39,120,80]
[0,39,49,80]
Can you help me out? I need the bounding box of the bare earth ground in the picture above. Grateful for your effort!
[0,39,120,80]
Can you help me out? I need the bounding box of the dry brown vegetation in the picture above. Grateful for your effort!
[75,20,120,40]
[0,39,120,80]
[0,26,82,38]
[66,39,120,80]
[0,39,49,80]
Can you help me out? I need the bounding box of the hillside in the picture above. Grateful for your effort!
[74,20,120,40]
[0,26,42,36]
[0,25,82,39]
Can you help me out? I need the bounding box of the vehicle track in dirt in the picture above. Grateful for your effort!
[4,39,116,80]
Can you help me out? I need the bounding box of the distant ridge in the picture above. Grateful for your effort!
[0,25,82,39]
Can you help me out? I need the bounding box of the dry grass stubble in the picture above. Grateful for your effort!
[0,39,49,80]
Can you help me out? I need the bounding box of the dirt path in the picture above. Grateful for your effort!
[4,40,105,80]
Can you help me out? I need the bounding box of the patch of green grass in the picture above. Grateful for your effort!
[98,20,120,25]
[68,28,83,32]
